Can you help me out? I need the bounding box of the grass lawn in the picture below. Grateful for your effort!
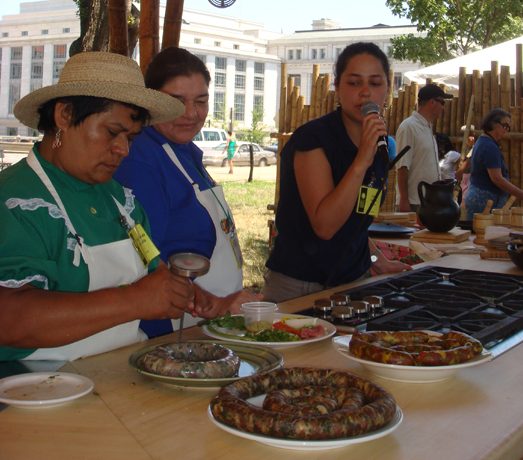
[222,180,276,292]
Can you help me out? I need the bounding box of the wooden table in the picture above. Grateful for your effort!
[2,255,523,460]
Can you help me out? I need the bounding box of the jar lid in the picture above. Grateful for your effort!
[168,252,210,278]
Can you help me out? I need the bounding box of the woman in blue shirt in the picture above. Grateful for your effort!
[464,108,523,219]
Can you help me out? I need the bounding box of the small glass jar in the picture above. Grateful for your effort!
[241,302,278,333]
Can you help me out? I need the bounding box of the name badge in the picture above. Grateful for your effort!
[356,186,382,217]
[128,224,160,266]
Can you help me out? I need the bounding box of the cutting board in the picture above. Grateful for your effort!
[410,228,471,243]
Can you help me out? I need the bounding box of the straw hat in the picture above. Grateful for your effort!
[14,51,184,130]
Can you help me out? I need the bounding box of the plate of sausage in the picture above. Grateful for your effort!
[129,341,283,388]
[333,332,493,383]
[208,367,403,450]
[201,313,336,348]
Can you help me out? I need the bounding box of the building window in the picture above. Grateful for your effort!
[253,95,264,113]
[335,47,342,59]
[215,56,226,70]
[296,49,302,60]
[11,47,23,60]
[215,71,226,88]
[53,44,67,82]
[235,60,246,72]
[254,76,264,91]
[287,49,294,60]
[233,44,239,50]
[8,81,20,114]
[214,41,221,47]
[213,91,225,120]
[2,32,8,38]
[54,44,67,59]
[10,63,22,79]
[311,49,317,59]
[41,29,49,35]
[234,74,246,90]
[234,94,245,121]
[195,53,206,63]
[21,31,28,37]
[63,27,70,33]
[31,62,43,79]
[319,48,326,59]
[194,38,201,44]
[32,45,44,60]
[254,62,265,74]
[288,74,301,88]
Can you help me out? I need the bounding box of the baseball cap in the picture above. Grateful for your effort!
[418,84,453,102]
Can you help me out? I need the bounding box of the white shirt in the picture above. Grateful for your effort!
[395,111,441,205]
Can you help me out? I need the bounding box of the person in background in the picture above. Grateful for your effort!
[0,52,205,361]
[464,108,523,219]
[456,126,476,204]
[115,47,259,337]
[395,84,453,212]
[436,132,461,181]
[263,42,410,303]
[224,130,237,174]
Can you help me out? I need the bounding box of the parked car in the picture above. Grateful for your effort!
[202,141,277,167]
[193,128,228,149]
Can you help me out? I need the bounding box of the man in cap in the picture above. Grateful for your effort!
[395,83,453,212]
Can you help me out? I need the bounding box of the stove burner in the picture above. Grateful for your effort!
[297,266,523,357]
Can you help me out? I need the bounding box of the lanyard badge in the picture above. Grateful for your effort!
[120,215,160,266]
[356,185,382,217]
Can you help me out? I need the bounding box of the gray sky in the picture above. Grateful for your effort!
[0,0,410,34]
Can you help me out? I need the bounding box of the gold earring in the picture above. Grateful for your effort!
[52,129,62,149]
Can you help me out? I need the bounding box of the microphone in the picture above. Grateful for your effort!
[388,145,411,170]
[361,101,389,165]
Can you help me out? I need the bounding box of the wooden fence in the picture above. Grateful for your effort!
[273,43,523,213]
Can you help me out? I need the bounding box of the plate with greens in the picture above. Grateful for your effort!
[201,313,336,348]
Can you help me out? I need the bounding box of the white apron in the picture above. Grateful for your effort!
[163,144,243,328]
[25,151,148,361]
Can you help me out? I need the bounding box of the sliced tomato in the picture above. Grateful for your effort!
[272,321,300,336]
[299,325,325,339]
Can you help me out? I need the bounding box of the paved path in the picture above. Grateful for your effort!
[206,165,277,182]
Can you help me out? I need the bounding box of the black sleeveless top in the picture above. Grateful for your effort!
[266,108,388,287]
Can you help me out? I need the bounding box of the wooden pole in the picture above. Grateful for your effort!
[278,63,287,133]
[491,61,499,108]
[516,44,522,108]
[139,0,160,74]
[162,0,184,49]
[108,0,128,55]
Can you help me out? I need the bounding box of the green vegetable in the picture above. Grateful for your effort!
[250,329,301,342]
[208,312,245,330]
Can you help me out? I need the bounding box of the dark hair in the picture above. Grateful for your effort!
[37,96,149,133]
[435,132,453,160]
[481,107,511,132]
[145,47,211,90]
[334,42,390,87]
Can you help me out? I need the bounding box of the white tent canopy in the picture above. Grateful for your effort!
[404,36,523,91]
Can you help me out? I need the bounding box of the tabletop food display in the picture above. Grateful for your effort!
[3,253,523,459]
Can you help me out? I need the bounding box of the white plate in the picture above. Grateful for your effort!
[208,397,403,451]
[333,335,493,383]
[0,372,94,408]
[202,313,336,348]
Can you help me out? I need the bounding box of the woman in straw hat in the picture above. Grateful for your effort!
[0,52,226,361]
[115,48,260,337]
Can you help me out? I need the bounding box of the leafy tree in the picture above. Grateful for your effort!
[386,0,523,65]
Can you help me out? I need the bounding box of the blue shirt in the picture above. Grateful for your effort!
[470,134,509,193]
[114,127,217,263]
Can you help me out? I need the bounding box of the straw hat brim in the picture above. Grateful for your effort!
[14,80,184,130]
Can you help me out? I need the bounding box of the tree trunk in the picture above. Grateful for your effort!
[139,0,160,73]
[69,0,109,56]
[162,0,184,49]
[108,0,128,55]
